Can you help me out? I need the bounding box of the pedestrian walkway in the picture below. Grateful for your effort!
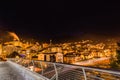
[0,62,25,80]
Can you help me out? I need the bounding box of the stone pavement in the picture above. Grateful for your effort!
[0,62,25,80]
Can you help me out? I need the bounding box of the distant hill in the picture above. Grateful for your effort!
[54,32,120,43]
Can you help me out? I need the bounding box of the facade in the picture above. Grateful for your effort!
[0,44,2,55]
[64,52,80,64]
[38,52,63,63]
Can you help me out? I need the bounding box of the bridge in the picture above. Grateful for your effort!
[0,58,120,80]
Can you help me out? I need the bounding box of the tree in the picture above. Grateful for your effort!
[110,42,120,69]
[116,50,120,64]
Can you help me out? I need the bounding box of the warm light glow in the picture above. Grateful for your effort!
[8,32,20,41]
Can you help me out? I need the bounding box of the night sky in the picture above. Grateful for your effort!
[0,1,120,43]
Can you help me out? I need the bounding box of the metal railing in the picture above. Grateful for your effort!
[8,58,120,80]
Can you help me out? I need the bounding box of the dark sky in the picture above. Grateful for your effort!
[0,1,120,43]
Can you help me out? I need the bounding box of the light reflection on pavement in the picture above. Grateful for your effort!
[0,62,25,80]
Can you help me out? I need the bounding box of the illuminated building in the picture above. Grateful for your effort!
[38,52,63,63]
[64,52,80,64]
[0,44,2,55]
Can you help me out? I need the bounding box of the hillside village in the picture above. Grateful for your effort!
[0,38,119,68]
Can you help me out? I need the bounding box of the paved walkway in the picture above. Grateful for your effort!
[0,62,25,80]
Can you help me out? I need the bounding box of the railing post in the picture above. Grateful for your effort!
[53,63,58,80]
[32,60,35,72]
[28,60,30,68]
[82,68,87,80]
[40,61,43,75]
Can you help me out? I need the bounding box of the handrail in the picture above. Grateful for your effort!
[38,60,120,75]
[8,58,120,80]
